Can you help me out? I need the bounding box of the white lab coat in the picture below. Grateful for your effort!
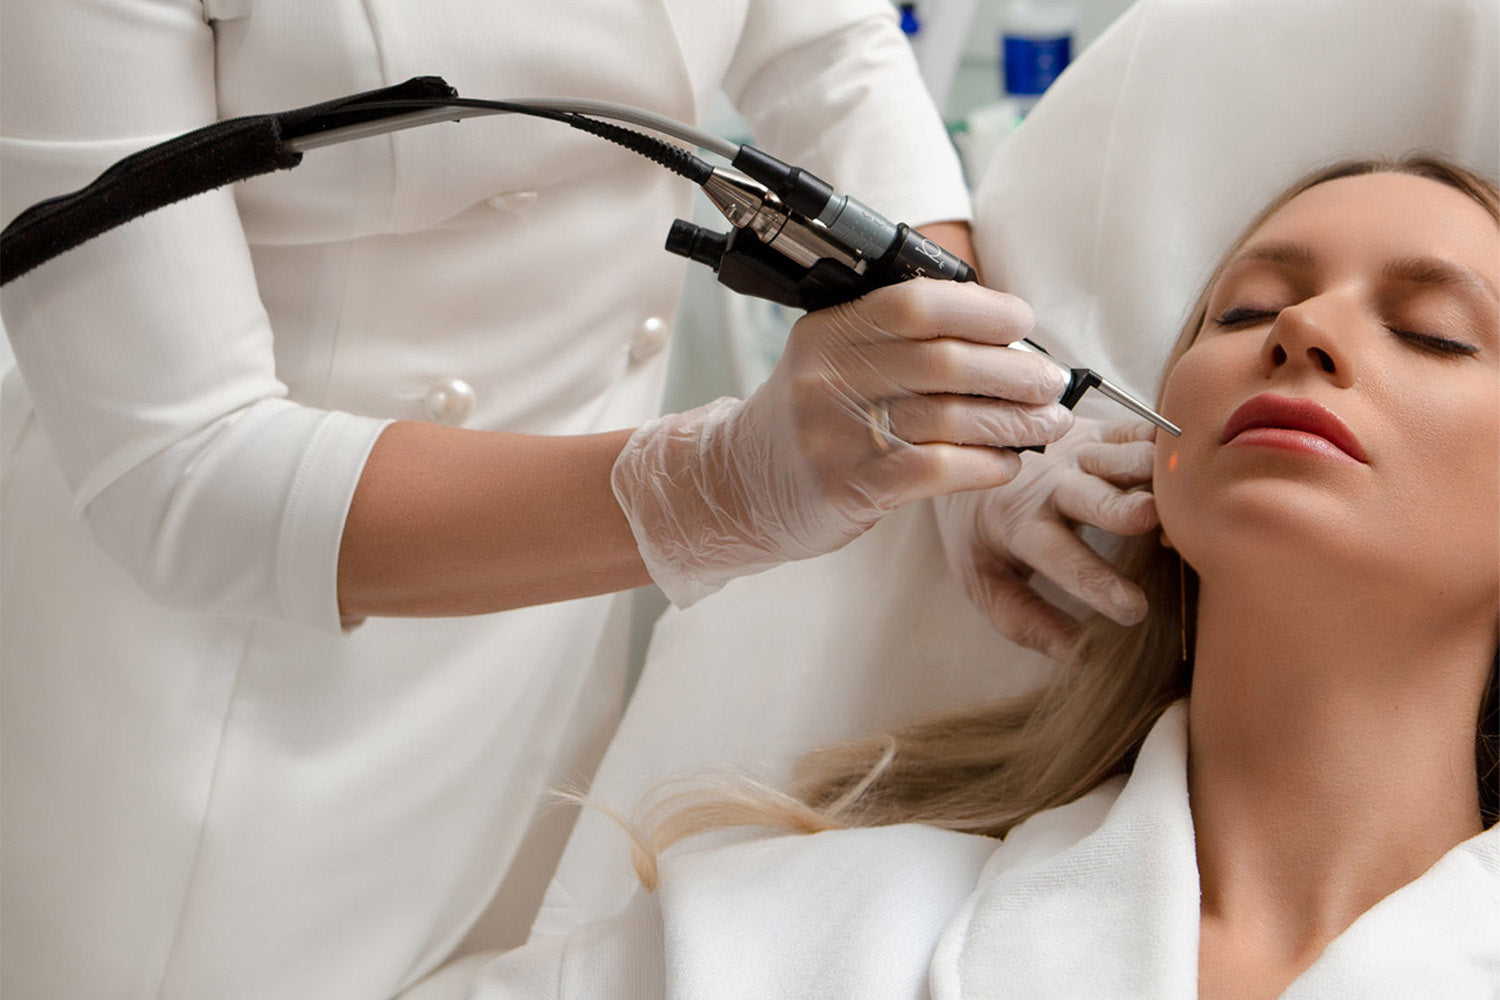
[472,701,1500,998]
[0,2,970,998]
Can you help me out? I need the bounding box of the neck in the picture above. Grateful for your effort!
[1186,572,1490,959]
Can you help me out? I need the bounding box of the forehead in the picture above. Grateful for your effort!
[1242,171,1498,277]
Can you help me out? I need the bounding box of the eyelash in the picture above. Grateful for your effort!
[1212,307,1480,358]
[1213,306,1277,326]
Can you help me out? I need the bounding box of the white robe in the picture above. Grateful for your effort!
[472,702,1500,998]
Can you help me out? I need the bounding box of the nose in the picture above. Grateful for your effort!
[1259,296,1357,388]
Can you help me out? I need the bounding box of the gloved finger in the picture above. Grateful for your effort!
[810,376,1068,460]
[1075,439,1156,485]
[1008,519,1149,626]
[1097,419,1158,445]
[1051,476,1159,537]
[886,394,1073,449]
[842,278,1035,347]
[964,566,1082,662]
[863,443,1024,510]
[849,337,1069,404]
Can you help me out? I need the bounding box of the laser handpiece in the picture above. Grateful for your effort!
[0,75,1181,437]
[668,164,976,309]
[668,165,1182,437]
[1004,340,1182,436]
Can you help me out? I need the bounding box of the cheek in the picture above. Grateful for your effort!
[1157,342,1233,437]
[1152,349,1225,547]
[1152,434,1188,551]
[1395,379,1500,594]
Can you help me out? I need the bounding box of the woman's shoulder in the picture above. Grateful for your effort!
[655,777,1132,934]
[474,788,1134,999]
[985,774,1128,875]
[471,825,1013,1000]
[655,824,1001,998]
[649,790,1126,998]
[662,821,998,901]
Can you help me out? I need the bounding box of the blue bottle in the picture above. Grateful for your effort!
[899,3,921,37]
[999,1,1076,110]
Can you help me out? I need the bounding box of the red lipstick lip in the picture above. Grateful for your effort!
[1220,393,1368,463]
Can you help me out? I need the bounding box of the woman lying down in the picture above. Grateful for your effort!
[472,155,1499,1000]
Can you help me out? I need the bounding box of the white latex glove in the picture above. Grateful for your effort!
[612,279,1075,606]
[933,417,1160,660]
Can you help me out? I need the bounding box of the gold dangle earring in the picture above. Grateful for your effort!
[1178,553,1189,666]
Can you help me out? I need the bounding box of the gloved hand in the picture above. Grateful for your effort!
[611,279,1075,606]
[933,417,1160,660]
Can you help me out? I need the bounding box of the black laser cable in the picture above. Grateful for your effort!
[0,75,921,290]
[0,80,719,284]
[0,75,929,288]
[285,96,716,184]
[280,95,737,159]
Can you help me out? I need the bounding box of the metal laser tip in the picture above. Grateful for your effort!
[1094,376,1182,436]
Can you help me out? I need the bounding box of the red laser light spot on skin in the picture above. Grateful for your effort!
[1168,450,1180,473]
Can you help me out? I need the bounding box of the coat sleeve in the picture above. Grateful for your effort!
[722,0,972,229]
[0,0,388,633]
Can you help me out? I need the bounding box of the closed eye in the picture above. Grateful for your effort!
[1393,328,1480,357]
[1214,306,1279,326]
[1216,306,1481,358]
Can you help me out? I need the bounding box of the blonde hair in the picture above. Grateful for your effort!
[620,154,1500,890]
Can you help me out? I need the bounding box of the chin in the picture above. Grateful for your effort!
[1163,480,1383,579]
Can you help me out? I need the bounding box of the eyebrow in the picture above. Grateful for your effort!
[1231,240,1315,268]
[1223,241,1499,303]
[1382,255,1499,303]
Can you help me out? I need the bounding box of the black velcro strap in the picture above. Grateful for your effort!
[1,76,456,285]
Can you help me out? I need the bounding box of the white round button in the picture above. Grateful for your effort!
[485,190,538,212]
[629,316,670,362]
[423,378,477,425]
